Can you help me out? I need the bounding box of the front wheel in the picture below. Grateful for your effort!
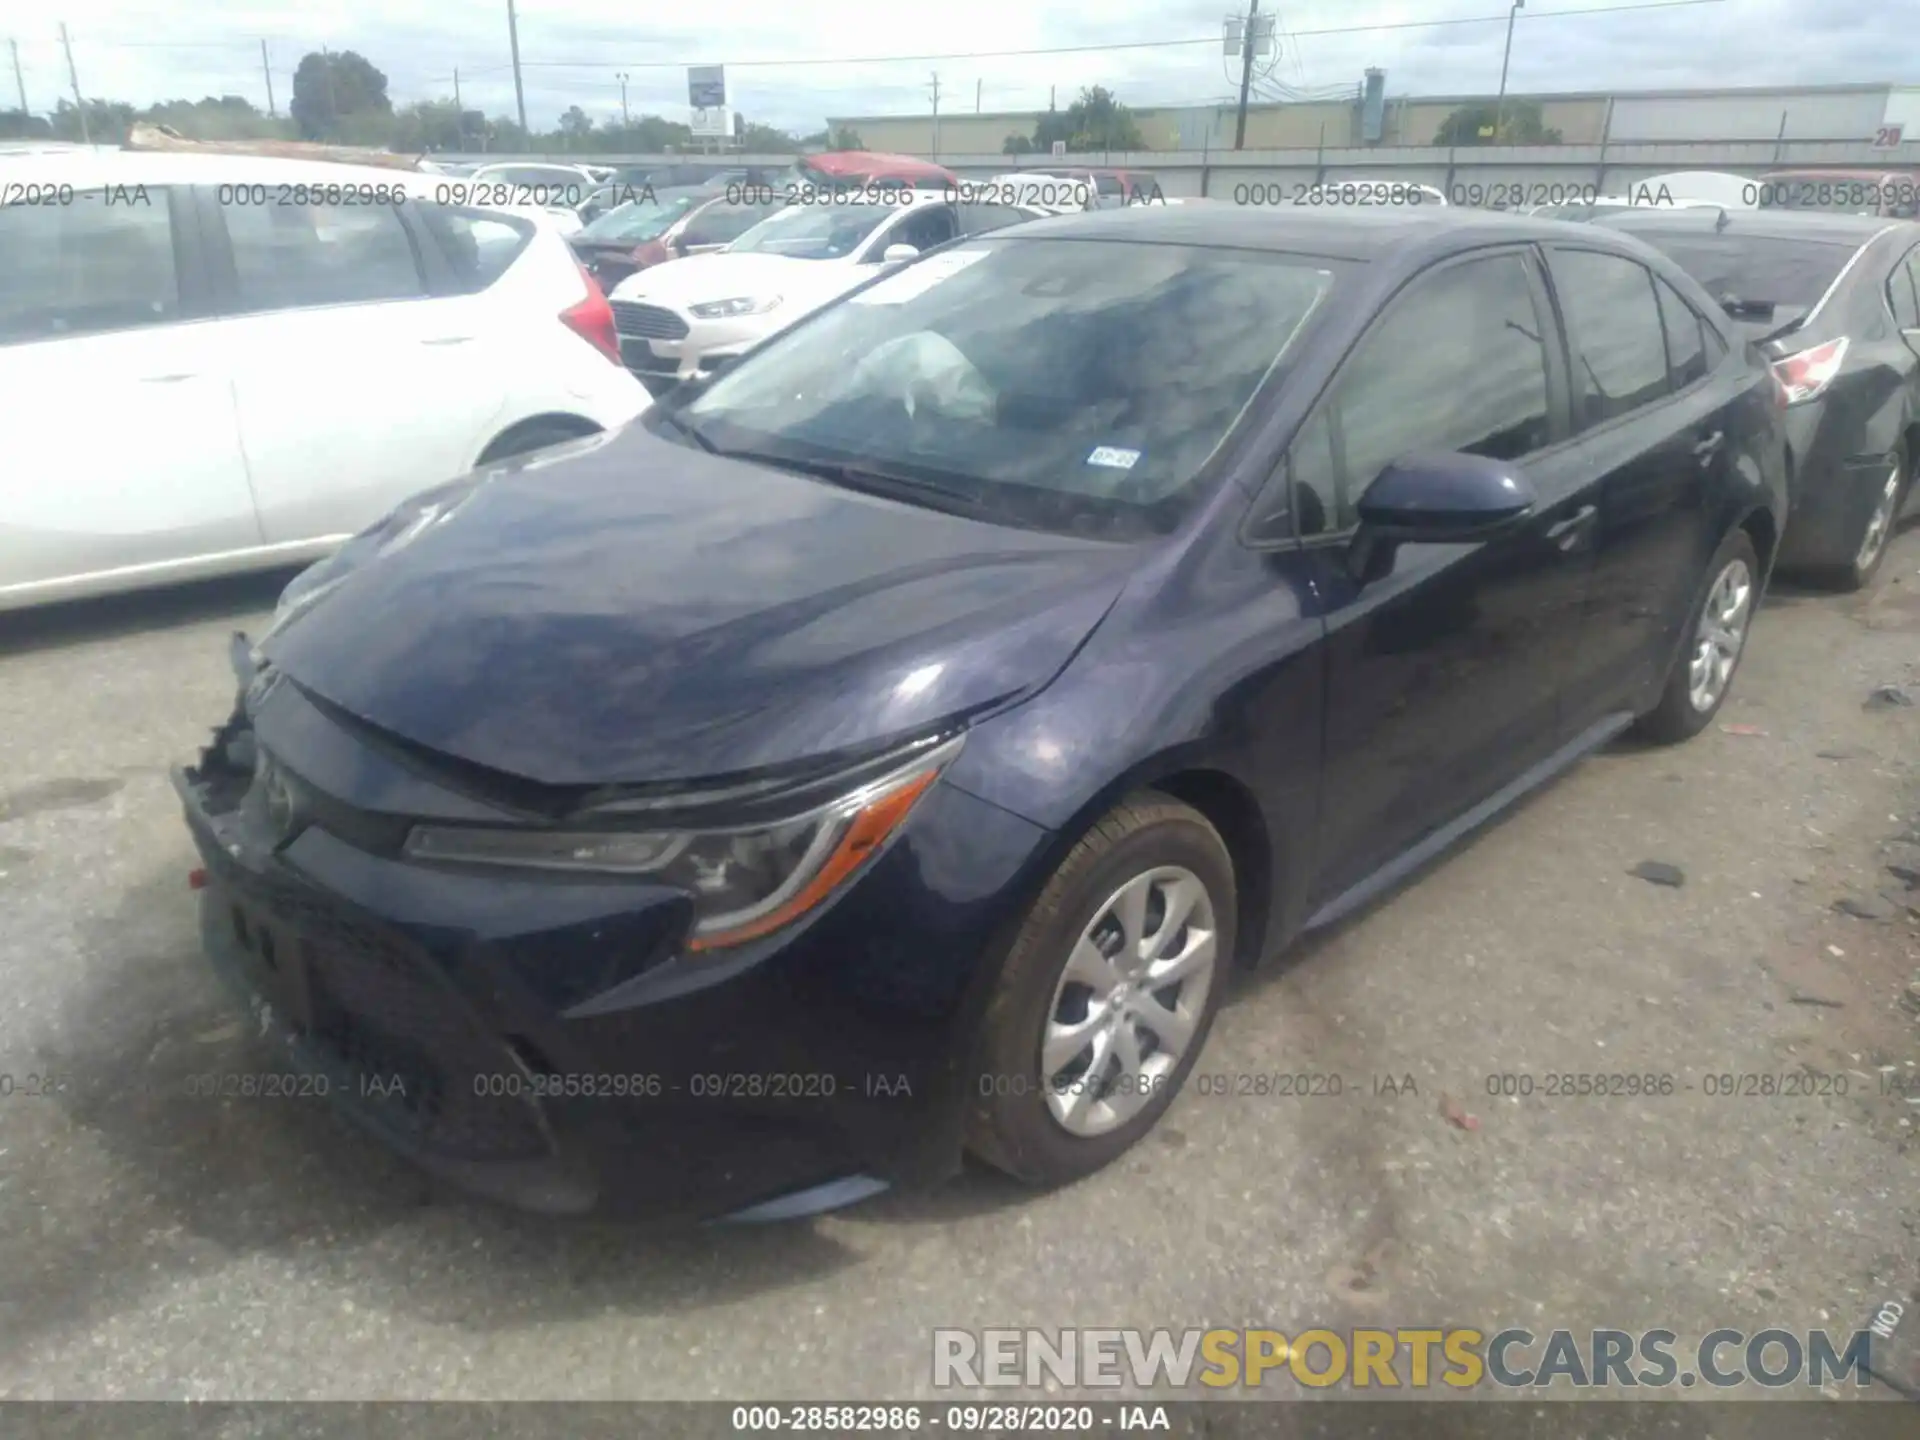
[1633,528,1759,744]
[967,793,1235,1186]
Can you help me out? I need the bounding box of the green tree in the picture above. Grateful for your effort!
[289,50,392,141]
[557,105,594,144]
[735,116,800,152]
[1001,132,1034,155]
[1433,100,1562,146]
[828,124,863,150]
[142,95,290,141]
[50,97,137,142]
[1,109,56,138]
[388,98,468,154]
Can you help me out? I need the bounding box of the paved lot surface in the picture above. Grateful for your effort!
[0,537,1917,1402]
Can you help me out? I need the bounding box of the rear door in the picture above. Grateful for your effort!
[196,188,519,545]
[1544,246,1734,726]
[0,183,261,600]
[1293,247,1600,899]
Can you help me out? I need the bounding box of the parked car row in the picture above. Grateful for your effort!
[0,150,649,611]
[166,196,1920,1226]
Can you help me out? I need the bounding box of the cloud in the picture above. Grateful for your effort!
[13,0,1913,134]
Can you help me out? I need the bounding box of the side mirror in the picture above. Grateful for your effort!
[1349,452,1535,582]
[882,243,920,264]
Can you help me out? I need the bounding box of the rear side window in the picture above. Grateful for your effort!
[220,197,424,311]
[1653,276,1710,388]
[0,187,179,345]
[1634,232,1858,310]
[1294,252,1551,535]
[413,206,533,293]
[1890,250,1920,329]
[1549,249,1672,425]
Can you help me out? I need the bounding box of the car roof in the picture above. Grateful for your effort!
[1596,208,1910,243]
[1000,204,1608,261]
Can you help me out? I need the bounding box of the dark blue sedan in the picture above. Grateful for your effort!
[175,206,1789,1220]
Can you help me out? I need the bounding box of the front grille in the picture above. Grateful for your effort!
[611,301,689,340]
[219,864,551,1164]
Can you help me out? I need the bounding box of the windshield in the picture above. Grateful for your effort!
[726,200,907,259]
[1758,174,1918,218]
[674,238,1338,540]
[1632,232,1860,309]
[579,193,702,242]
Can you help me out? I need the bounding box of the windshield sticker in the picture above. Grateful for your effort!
[1086,447,1141,470]
[848,248,990,305]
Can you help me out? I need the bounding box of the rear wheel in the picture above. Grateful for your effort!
[967,793,1235,1186]
[1634,528,1759,744]
[1830,449,1908,592]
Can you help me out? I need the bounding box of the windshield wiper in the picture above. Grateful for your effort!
[653,407,716,453]
[713,447,987,515]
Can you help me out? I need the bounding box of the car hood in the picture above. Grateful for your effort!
[610,252,857,309]
[260,426,1135,790]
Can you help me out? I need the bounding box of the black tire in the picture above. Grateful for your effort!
[1633,527,1760,744]
[475,418,600,466]
[966,791,1236,1186]
[1823,444,1909,593]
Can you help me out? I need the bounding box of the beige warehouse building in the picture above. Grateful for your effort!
[828,81,1920,157]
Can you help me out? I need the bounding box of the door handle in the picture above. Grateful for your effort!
[1692,430,1725,459]
[1546,503,1598,551]
[420,335,476,346]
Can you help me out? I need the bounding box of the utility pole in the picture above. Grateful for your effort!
[617,71,629,127]
[453,68,462,109]
[505,0,529,144]
[1495,0,1525,144]
[58,24,87,143]
[975,79,981,114]
[260,39,276,118]
[1232,0,1259,150]
[929,71,940,157]
[9,38,27,118]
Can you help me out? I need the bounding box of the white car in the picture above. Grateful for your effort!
[974,173,1093,212]
[607,191,1044,386]
[0,151,648,611]
[463,162,605,236]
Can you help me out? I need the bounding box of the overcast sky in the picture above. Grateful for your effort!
[11,0,1917,133]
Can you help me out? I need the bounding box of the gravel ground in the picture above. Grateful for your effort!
[0,533,1915,1403]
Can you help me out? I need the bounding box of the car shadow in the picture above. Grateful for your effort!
[0,569,301,656]
[5,859,866,1362]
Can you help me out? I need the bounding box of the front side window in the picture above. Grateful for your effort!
[675,238,1338,540]
[958,203,1035,236]
[727,201,900,260]
[874,205,958,258]
[1293,252,1552,535]
[0,187,179,345]
[221,197,423,311]
[1549,249,1672,427]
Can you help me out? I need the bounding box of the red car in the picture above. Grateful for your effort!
[1054,166,1162,207]
[795,150,957,190]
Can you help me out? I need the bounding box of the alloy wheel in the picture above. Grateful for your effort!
[1040,866,1218,1138]
[1688,556,1753,713]
[1855,463,1903,575]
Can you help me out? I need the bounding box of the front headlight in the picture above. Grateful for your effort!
[402,735,962,951]
[689,295,783,319]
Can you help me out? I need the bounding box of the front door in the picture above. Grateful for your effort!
[1292,247,1602,902]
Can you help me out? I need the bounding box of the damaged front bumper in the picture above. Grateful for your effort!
[170,637,1048,1220]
